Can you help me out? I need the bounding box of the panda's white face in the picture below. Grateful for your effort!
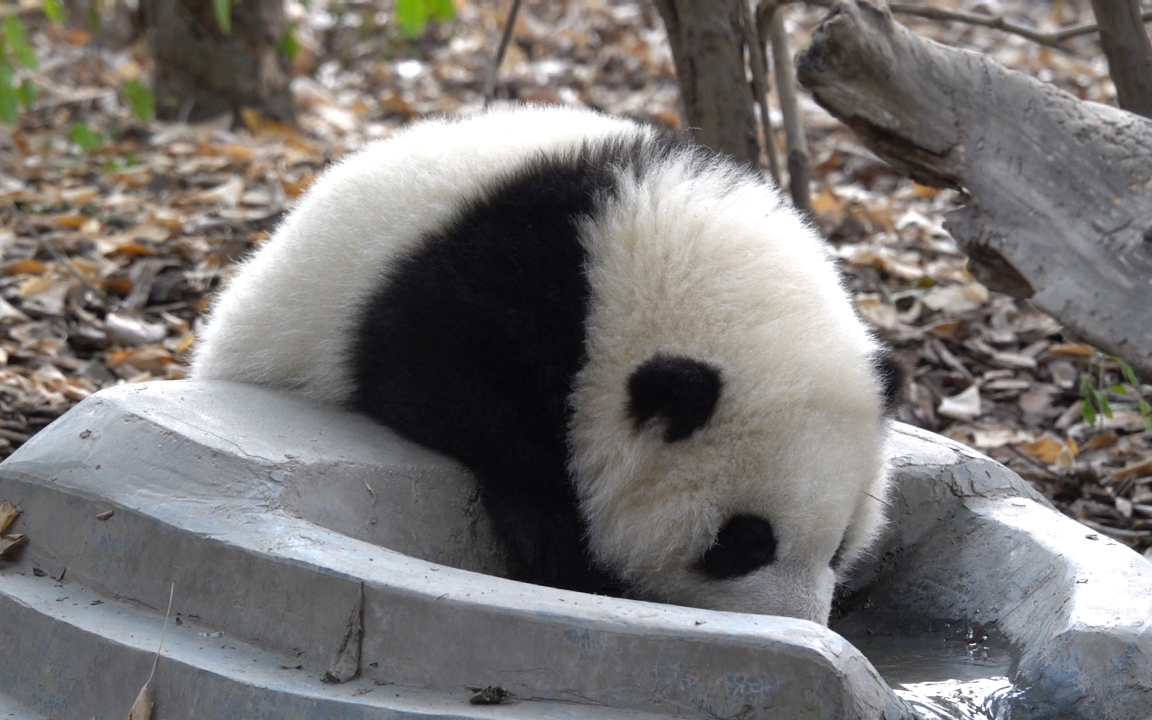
[571,353,890,623]
[568,153,892,625]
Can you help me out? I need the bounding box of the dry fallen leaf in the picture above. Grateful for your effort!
[0,534,27,559]
[0,501,19,534]
[1048,343,1095,358]
[127,684,152,720]
[1081,431,1118,452]
[922,283,990,314]
[938,385,982,421]
[1114,458,1152,483]
[104,314,168,347]
[1018,436,1074,465]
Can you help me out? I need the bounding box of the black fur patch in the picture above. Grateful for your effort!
[696,515,777,580]
[874,350,904,415]
[347,134,678,595]
[829,534,848,570]
[626,355,722,442]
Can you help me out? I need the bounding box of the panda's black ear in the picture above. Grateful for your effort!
[874,349,905,415]
[627,355,722,443]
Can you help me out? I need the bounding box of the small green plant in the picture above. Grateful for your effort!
[1080,355,1152,434]
[121,79,154,122]
[395,0,455,38]
[69,122,103,151]
[0,14,40,123]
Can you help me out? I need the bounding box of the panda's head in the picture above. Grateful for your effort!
[566,153,899,624]
[572,350,897,624]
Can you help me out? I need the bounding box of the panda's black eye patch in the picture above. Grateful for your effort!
[696,515,777,580]
[626,354,722,443]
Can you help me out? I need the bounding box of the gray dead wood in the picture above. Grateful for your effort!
[796,0,1152,379]
[1089,0,1152,118]
[652,0,761,166]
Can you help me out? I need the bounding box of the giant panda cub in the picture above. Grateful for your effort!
[192,104,901,625]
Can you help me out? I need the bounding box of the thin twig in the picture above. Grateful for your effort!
[739,0,782,185]
[762,2,812,214]
[149,580,177,685]
[483,0,524,108]
[799,0,1152,48]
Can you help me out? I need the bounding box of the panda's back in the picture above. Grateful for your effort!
[191,106,656,403]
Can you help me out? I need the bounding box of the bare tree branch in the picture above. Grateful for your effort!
[483,0,523,108]
[759,3,811,214]
[739,0,783,184]
[799,0,1152,48]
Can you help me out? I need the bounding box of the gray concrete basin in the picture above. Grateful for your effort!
[0,380,1149,720]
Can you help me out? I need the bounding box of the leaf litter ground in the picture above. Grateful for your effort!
[0,0,1148,558]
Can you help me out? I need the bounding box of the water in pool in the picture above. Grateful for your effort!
[841,627,1082,719]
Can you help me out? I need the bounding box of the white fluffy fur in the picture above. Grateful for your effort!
[569,150,889,622]
[193,106,656,400]
[193,105,890,625]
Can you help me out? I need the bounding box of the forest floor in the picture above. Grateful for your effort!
[0,0,1149,557]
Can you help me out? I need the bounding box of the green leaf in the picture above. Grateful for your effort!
[3,16,39,70]
[1078,374,1093,397]
[0,70,17,124]
[1119,360,1140,388]
[43,0,65,23]
[429,0,455,22]
[214,0,232,34]
[1111,384,1128,395]
[16,78,35,108]
[1139,399,1151,416]
[1081,398,1097,426]
[122,79,154,121]
[396,0,426,37]
[278,29,300,59]
[1095,390,1113,419]
[69,122,103,151]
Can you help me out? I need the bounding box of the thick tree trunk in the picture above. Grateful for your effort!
[797,0,1152,379]
[144,0,295,124]
[651,0,760,166]
[1089,0,1152,119]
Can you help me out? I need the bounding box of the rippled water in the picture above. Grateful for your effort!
[842,632,1020,720]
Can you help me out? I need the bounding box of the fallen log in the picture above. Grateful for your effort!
[796,0,1152,379]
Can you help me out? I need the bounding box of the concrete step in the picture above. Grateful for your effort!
[0,380,1149,719]
[0,568,660,719]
